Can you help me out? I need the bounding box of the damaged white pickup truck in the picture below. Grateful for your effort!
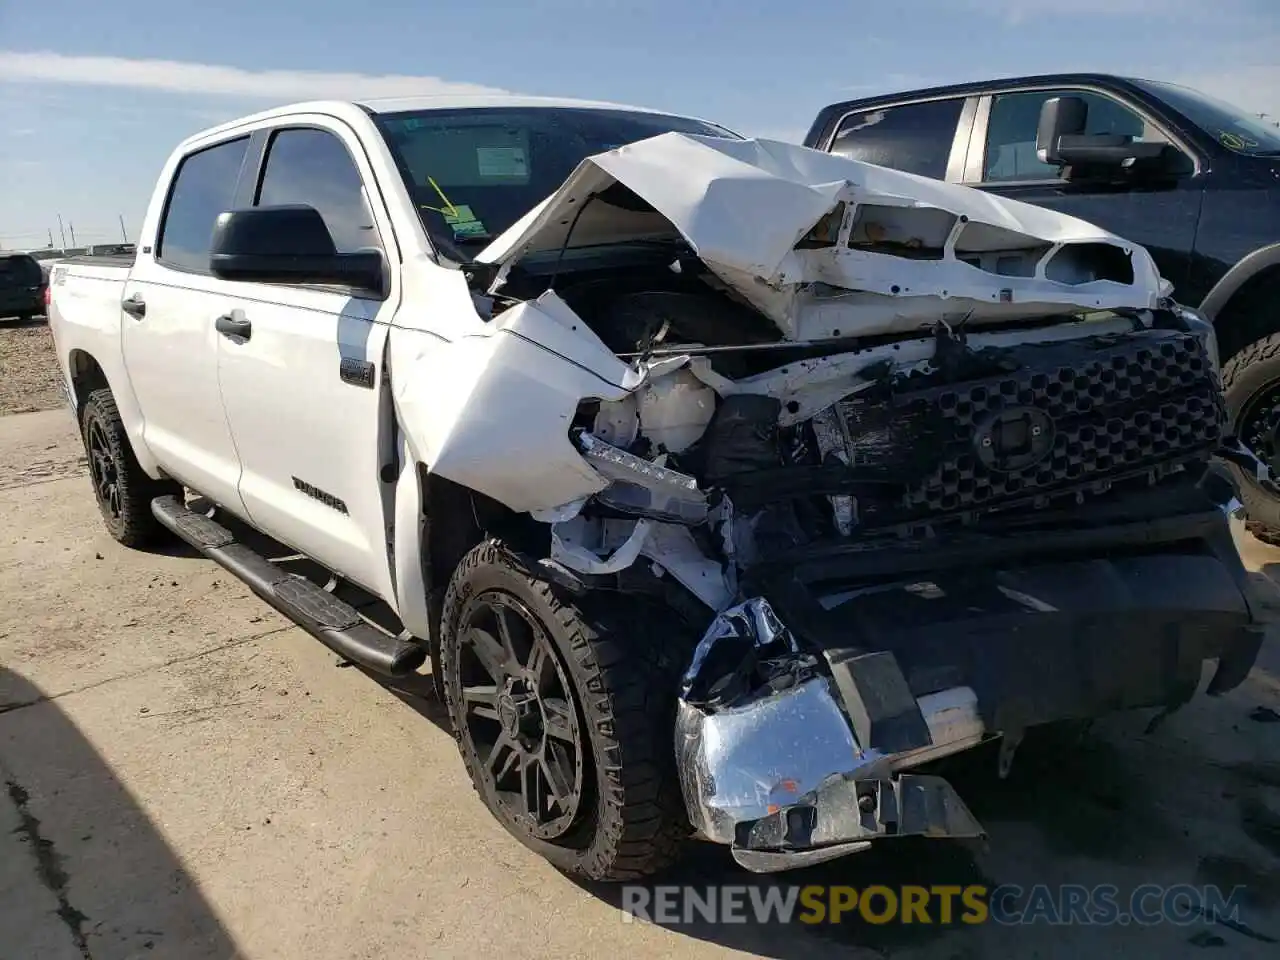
[49,96,1265,880]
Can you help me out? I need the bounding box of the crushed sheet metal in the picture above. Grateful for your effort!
[676,598,991,856]
[731,774,986,873]
[550,515,652,575]
[676,682,865,845]
[388,297,627,513]
[639,521,733,611]
[477,133,1166,339]
[676,598,870,844]
[680,597,797,697]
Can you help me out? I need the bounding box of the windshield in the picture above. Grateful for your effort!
[1133,79,1280,156]
[374,106,738,250]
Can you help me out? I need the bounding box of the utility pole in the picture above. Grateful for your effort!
[69,222,77,247]
[119,214,127,242]
[56,214,67,251]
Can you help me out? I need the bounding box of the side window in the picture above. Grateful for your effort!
[256,128,381,254]
[983,90,1168,182]
[829,99,965,180]
[156,137,250,273]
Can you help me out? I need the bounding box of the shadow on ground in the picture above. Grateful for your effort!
[0,667,241,959]
[126,503,1280,958]
[0,314,47,328]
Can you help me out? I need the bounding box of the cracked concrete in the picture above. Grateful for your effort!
[2,407,1280,960]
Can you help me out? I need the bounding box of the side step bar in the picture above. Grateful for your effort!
[151,496,426,678]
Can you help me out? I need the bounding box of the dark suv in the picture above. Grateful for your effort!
[804,73,1280,538]
[0,253,46,322]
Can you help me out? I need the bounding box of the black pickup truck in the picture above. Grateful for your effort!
[804,73,1280,538]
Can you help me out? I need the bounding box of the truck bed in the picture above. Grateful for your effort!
[55,254,136,270]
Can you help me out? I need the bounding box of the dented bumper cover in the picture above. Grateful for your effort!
[676,535,1261,871]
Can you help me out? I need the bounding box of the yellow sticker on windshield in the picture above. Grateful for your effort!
[442,204,488,238]
[1220,131,1258,150]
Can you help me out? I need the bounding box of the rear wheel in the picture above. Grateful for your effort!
[80,388,179,547]
[440,541,696,881]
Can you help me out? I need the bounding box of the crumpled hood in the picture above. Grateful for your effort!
[477,133,1169,340]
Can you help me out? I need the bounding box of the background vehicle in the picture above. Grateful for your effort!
[804,73,1280,539]
[0,252,46,321]
[47,96,1258,880]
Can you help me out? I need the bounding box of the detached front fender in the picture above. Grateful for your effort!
[388,292,637,513]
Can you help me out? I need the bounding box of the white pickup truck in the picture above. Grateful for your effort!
[49,94,1263,880]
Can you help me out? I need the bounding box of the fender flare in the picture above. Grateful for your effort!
[1200,242,1280,323]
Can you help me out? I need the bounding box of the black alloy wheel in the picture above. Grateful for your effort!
[455,591,585,841]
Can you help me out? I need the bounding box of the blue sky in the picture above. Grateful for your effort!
[2,0,1277,250]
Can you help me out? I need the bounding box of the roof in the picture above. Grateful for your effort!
[355,93,676,115]
[181,95,710,154]
[803,72,1149,147]
[821,72,1143,108]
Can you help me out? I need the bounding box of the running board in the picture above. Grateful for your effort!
[151,496,426,678]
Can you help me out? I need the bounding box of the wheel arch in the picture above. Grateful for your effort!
[1201,245,1280,361]
[63,345,164,478]
[67,348,109,413]
[390,463,552,680]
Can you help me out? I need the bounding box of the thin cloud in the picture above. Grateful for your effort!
[970,0,1220,23]
[0,50,514,100]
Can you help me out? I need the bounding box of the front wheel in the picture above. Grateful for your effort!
[80,388,179,547]
[439,541,696,881]
[1222,333,1280,544]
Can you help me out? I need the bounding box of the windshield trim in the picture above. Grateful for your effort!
[1132,79,1280,157]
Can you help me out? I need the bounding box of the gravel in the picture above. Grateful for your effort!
[0,319,64,417]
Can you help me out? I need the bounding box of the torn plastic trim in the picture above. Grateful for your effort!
[548,513,733,609]
[730,774,986,873]
[675,597,987,861]
[550,515,653,576]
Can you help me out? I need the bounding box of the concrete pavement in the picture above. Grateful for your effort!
[2,407,1279,959]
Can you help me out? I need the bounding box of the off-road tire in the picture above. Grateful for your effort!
[440,540,696,881]
[1223,333,1280,543]
[80,388,179,547]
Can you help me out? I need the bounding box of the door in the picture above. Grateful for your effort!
[215,123,399,599]
[967,88,1205,293]
[826,97,974,182]
[122,135,253,512]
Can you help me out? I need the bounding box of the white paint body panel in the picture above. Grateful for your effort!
[479,133,1168,339]
[47,98,1177,627]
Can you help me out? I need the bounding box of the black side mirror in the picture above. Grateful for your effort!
[1036,96,1087,165]
[209,205,386,294]
[1036,96,1170,173]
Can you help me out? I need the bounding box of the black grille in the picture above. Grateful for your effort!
[838,330,1225,518]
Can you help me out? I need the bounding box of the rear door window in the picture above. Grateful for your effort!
[829,99,966,179]
[156,137,250,273]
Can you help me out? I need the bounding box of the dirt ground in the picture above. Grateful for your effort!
[0,316,63,417]
[2,408,1280,960]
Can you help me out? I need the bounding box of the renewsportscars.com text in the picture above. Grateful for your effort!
[621,884,1247,927]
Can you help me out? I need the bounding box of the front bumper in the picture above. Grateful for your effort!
[675,530,1262,872]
